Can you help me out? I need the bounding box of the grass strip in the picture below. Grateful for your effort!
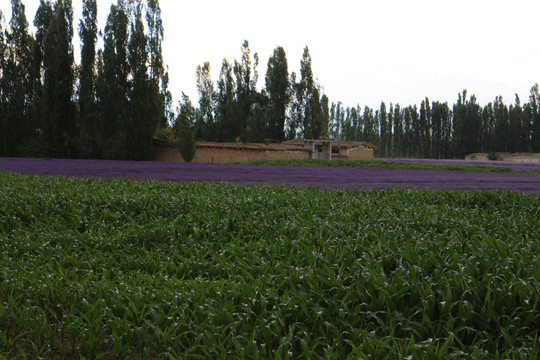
[230,159,522,173]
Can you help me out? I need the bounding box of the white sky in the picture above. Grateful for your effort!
[4,0,540,109]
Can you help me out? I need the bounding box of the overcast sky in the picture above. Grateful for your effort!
[6,0,540,109]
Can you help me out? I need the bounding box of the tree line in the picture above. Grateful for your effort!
[1,0,540,161]
[1,0,170,160]
[328,89,540,159]
[180,41,329,146]
[183,41,540,159]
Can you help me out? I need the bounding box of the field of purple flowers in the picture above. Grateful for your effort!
[1,157,539,193]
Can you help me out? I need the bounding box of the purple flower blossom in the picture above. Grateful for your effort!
[1,157,539,194]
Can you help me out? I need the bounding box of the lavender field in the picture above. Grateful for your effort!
[1,157,539,193]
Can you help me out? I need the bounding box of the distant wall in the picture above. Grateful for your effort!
[465,152,540,163]
[342,146,374,160]
[497,153,540,163]
[153,142,308,163]
[153,143,183,162]
[194,147,307,163]
[153,141,375,163]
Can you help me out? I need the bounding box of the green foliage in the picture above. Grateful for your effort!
[97,4,129,159]
[2,1,540,160]
[1,172,539,358]
[175,93,197,162]
[42,0,76,158]
[232,158,521,173]
[1,0,33,157]
[126,4,159,160]
[78,0,98,159]
[265,46,291,142]
[196,61,217,140]
[289,46,327,140]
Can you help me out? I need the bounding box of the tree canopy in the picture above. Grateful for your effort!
[1,0,539,160]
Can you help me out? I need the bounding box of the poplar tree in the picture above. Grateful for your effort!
[145,0,170,130]
[508,95,523,153]
[363,106,375,144]
[292,46,325,139]
[26,0,53,156]
[480,102,495,153]
[402,106,414,157]
[233,40,258,141]
[0,10,7,155]
[175,93,197,162]
[320,94,330,139]
[379,102,388,157]
[452,91,467,157]
[127,3,156,160]
[493,95,509,152]
[528,84,540,152]
[78,0,98,158]
[3,0,33,156]
[387,104,394,156]
[419,98,431,157]
[392,104,403,157]
[97,4,129,158]
[245,90,270,142]
[196,61,217,140]
[265,46,290,142]
[298,46,314,138]
[431,101,443,158]
[42,0,76,158]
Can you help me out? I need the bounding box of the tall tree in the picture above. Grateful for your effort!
[387,103,394,156]
[392,104,403,157]
[419,97,431,157]
[508,95,523,153]
[402,106,414,157]
[493,95,509,152]
[175,93,197,162]
[145,0,169,131]
[293,46,325,139]
[265,46,290,142]
[234,40,258,140]
[431,101,443,158]
[287,71,301,139]
[30,0,53,88]
[378,102,388,157]
[145,0,164,82]
[452,91,467,158]
[42,0,76,157]
[480,102,495,153]
[464,95,482,155]
[0,9,7,155]
[363,106,376,145]
[25,0,53,157]
[126,3,157,160]
[197,61,217,140]
[453,91,483,158]
[245,90,270,143]
[78,0,98,158]
[345,104,359,141]
[96,3,129,158]
[2,0,33,156]
[320,94,330,139]
[528,84,540,152]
